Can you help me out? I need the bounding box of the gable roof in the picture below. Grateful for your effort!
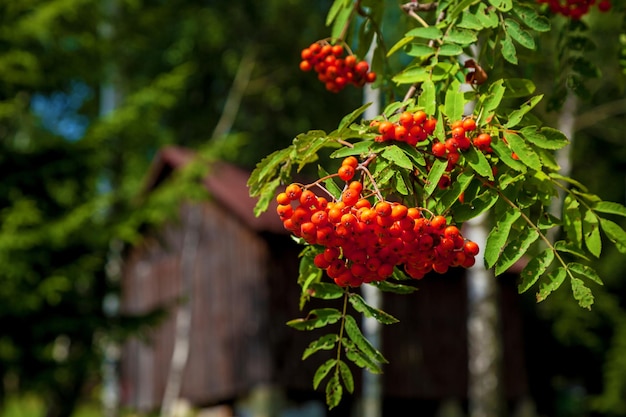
[143,145,286,234]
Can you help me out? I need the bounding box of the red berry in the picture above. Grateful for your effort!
[355,60,369,74]
[338,165,355,182]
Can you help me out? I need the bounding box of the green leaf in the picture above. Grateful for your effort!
[387,36,414,57]
[500,33,518,65]
[308,282,345,299]
[444,28,478,46]
[485,209,522,269]
[425,158,448,196]
[536,267,566,302]
[405,26,443,39]
[479,79,505,126]
[406,44,434,57]
[464,146,494,179]
[582,209,602,257]
[331,5,353,40]
[504,95,543,128]
[392,66,430,84]
[348,293,399,324]
[338,360,354,393]
[439,43,465,56]
[338,103,372,131]
[448,0,482,22]
[444,81,465,122]
[568,262,603,286]
[503,131,542,171]
[248,147,291,197]
[549,172,588,192]
[381,145,414,170]
[570,277,594,310]
[342,338,383,373]
[252,177,281,217]
[563,194,583,249]
[503,78,536,98]
[344,314,388,364]
[325,373,343,409]
[489,0,512,11]
[439,170,475,211]
[519,126,568,150]
[371,279,418,294]
[512,3,550,32]
[495,226,539,276]
[504,18,536,50]
[302,334,338,360]
[539,127,570,149]
[518,247,554,293]
[418,80,437,115]
[452,189,499,222]
[490,138,527,172]
[594,201,626,217]
[287,308,342,330]
[326,0,350,26]
[599,218,626,253]
[394,171,409,195]
[458,9,484,30]
[554,240,589,261]
[330,140,374,158]
[476,2,498,28]
[313,359,336,389]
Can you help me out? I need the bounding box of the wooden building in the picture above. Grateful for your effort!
[119,146,530,416]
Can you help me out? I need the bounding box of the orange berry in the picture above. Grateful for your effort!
[399,111,414,128]
[413,110,427,125]
[462,118,477,131]
[299,189,318,207]
[375,201,392,217]
[285,184,302,201]
[394,125,408,142]
[349,181,364,194]
[430,215,447,231]
[342,156,359,168]
[338,165,355,182]
[299,61,312,72]
[378,121,395,138]
[391,204,408,221]
[423,118,437,134]
[276,192,290,205]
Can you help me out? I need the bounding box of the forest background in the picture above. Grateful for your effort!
[0,0,625,417]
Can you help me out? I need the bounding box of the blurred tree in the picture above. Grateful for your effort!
[0,0,362,416]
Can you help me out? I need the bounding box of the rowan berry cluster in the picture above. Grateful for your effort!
[275,157,479,287]
[431,117,493,171]
[372,110,437,146]
[537,0,611,18]
[371,110,494,178]
[299,42,377,93]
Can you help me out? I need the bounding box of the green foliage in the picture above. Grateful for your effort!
[248,0,626,409]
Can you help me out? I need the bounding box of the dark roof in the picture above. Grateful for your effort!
[144,145,286,234]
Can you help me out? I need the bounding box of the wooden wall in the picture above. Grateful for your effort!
[121,201,275,410]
